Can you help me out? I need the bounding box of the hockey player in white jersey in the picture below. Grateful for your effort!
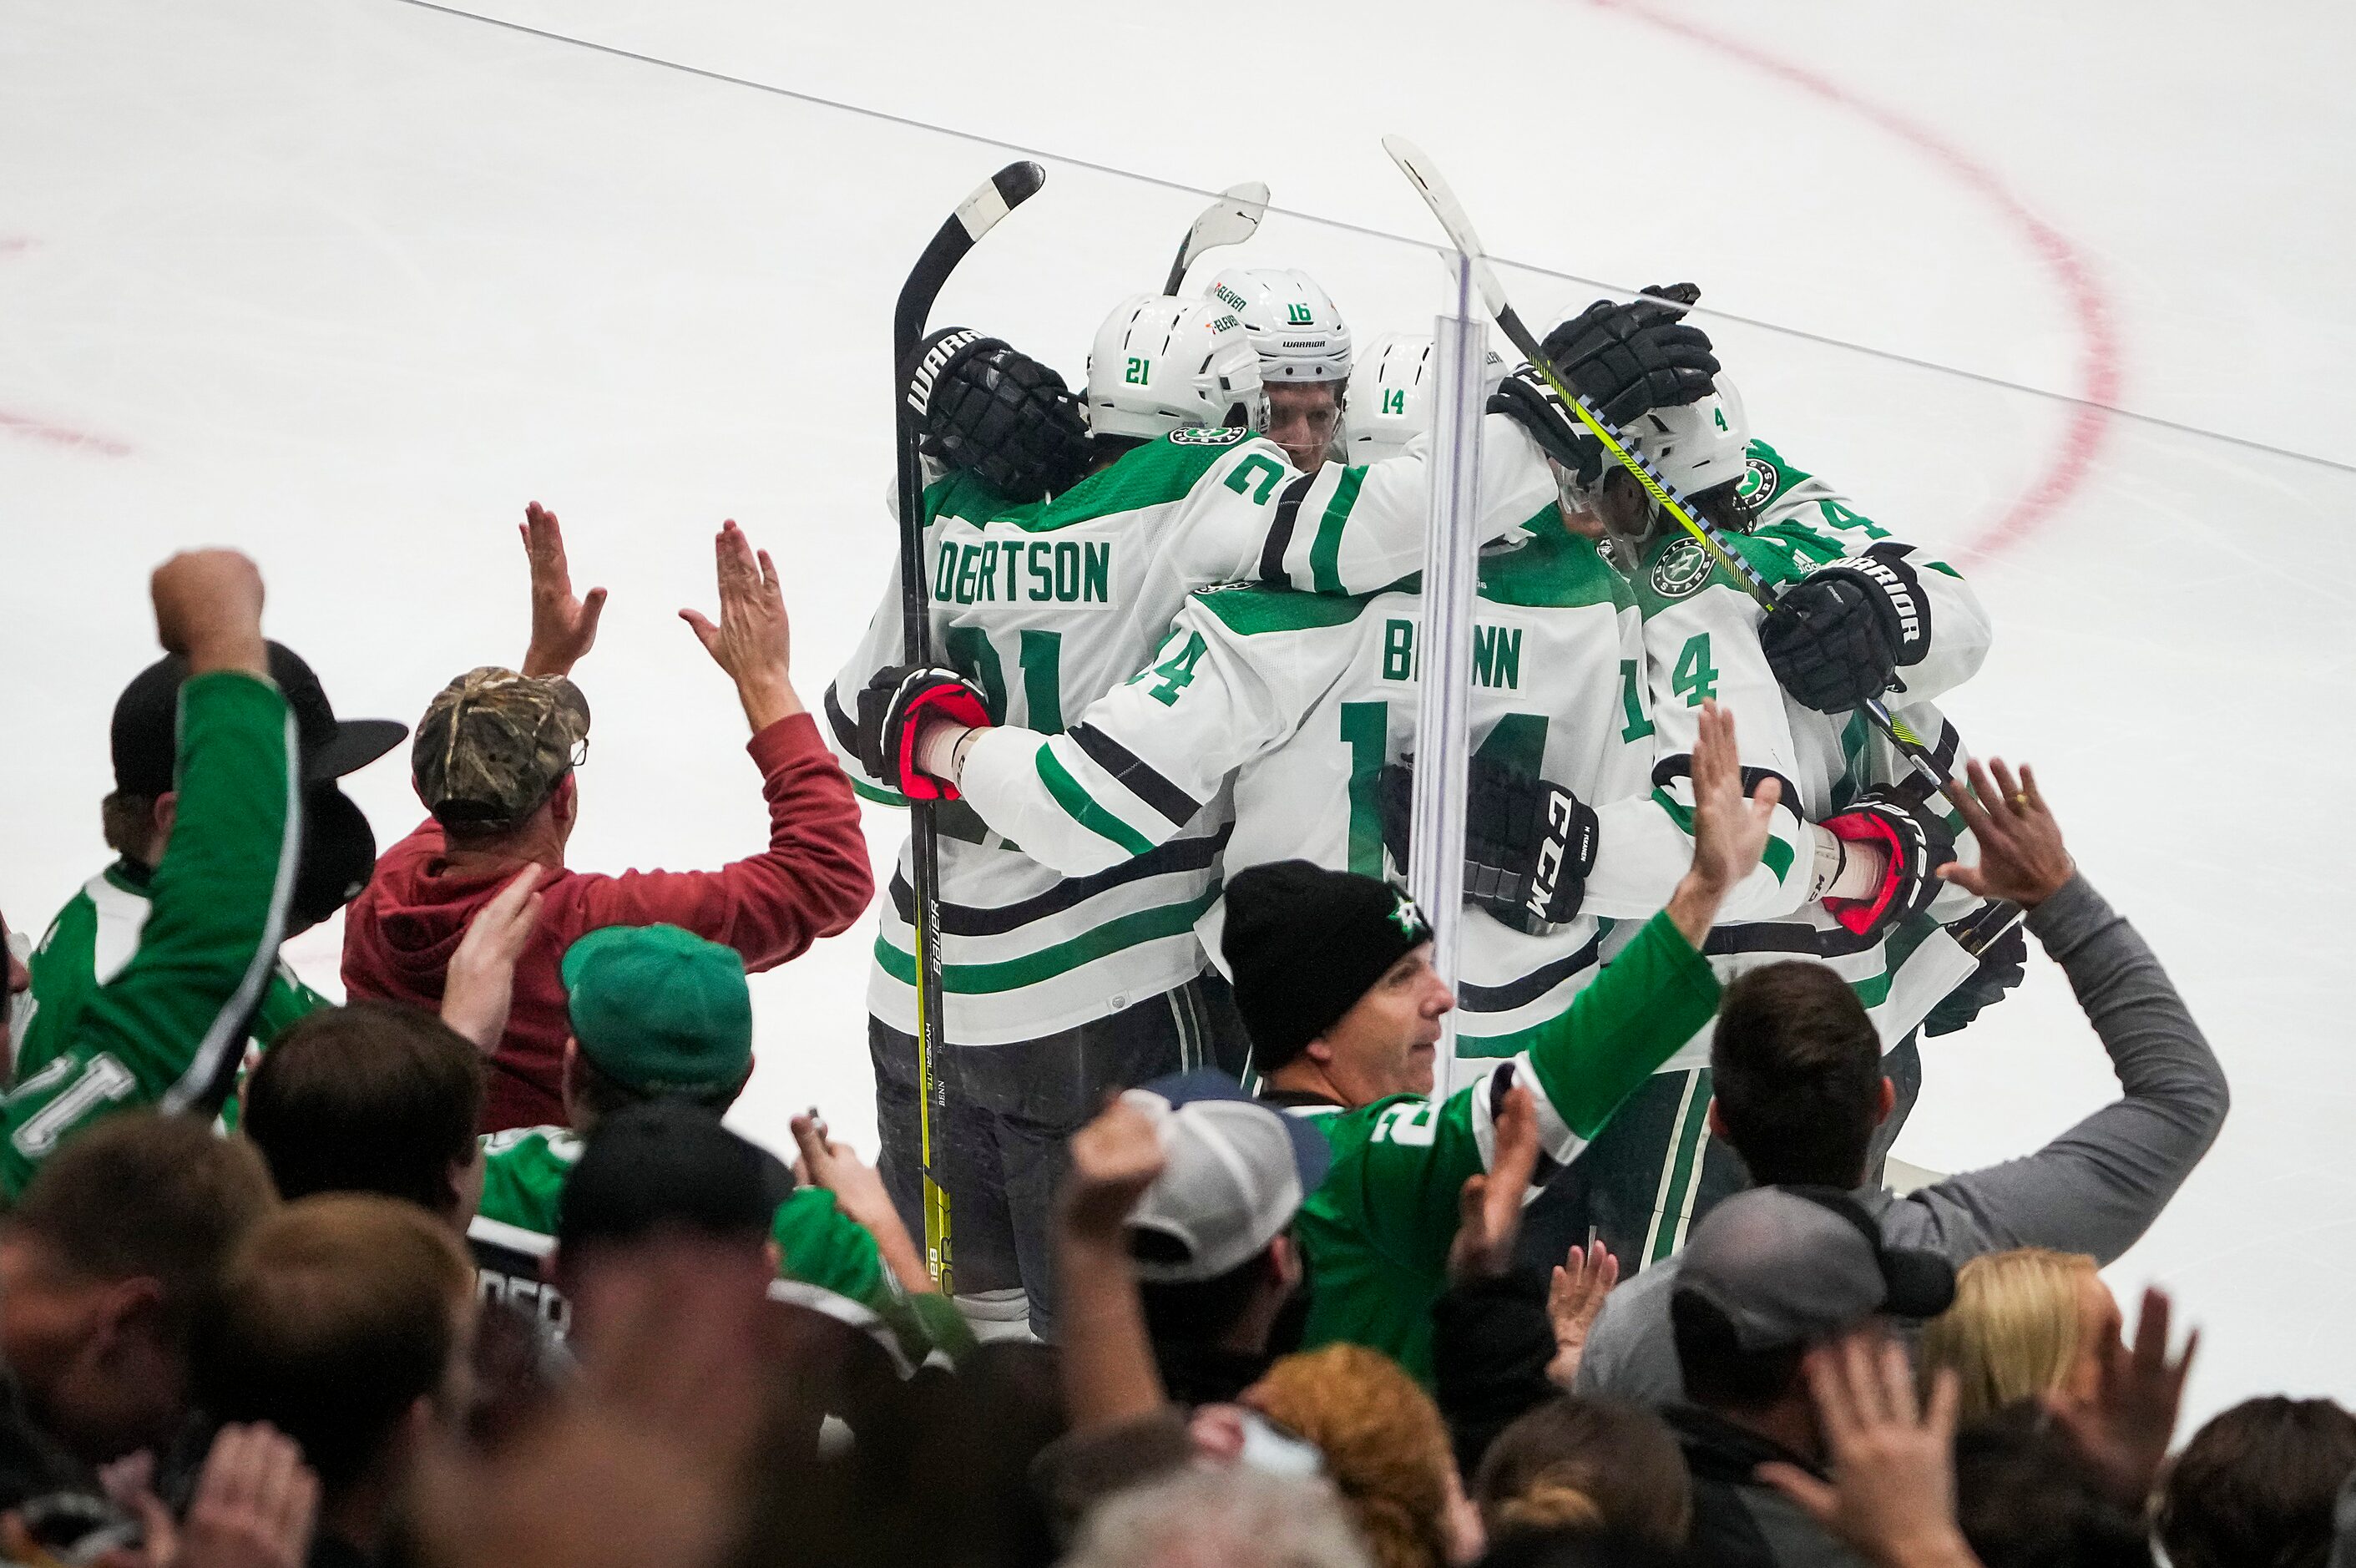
[1206,267,1351,474]
[829,291,1701,1333]
[1472,289,2012,1266]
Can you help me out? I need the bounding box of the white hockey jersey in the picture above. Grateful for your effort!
[827,420,1561,1044]
[957,514,1655,1050]
[1595,438,2002,1070]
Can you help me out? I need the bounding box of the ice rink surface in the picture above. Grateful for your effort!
[5,0,2351,1422]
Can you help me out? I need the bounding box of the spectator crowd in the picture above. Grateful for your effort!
[0,517,2344,1568]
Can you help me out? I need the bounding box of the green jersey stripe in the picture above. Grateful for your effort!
[872,885,1222,994]
[1648,787,1798,881]
[1034,743,1155,857]
[1309,467,1368,594]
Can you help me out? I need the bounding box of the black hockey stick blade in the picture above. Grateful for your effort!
[893,161,1046,360]
[1162,180,1270,296]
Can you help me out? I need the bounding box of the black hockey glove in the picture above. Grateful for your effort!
[1486,366,1605,489]
[1760,546,1932,713]
[907,328,1094,503]
[855,664,992,802]
[1540,283,1721,427]
[1818,787,1957,944]
[1378,756,1599,925]
[1921,923,2027,1037]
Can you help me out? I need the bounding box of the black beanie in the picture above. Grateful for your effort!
[1221,860,1433,1075]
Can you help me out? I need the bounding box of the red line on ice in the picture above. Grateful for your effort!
[0,411,132,458]
[1586,0,2120,562]
[0,240,132,455]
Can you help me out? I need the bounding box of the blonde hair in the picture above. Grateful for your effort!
[1251,1345,1455,1568]
[1919,1247,2099,1423]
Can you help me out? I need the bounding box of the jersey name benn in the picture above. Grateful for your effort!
[934,538,1112,605]
[1378,617,1523,689]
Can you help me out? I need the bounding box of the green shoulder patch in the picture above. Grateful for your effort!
[1168,426,1250,448]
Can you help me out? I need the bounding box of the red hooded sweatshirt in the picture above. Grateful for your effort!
[341,714,874,1130]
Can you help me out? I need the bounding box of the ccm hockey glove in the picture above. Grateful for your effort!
[1540,283,1721,427]
[1761,547,1932,712]
[1487,367,1605,489]
[1378,757,1600,926]
[1817,788,1957,943]
[856,664,991,802]
[907,327,1094,503]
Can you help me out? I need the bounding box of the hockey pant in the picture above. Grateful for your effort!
[1511,1033,1924,1277]
[869,969,1251,1338]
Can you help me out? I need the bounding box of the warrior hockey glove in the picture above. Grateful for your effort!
[1540,283,1721,427]
[907,328,1094,503]
[1378,756,1600,926]
[1922,923,2027,1037]
[1818,787,1957,943]
[1760,547,1931,713]
[856,664,991,802]
[1487,367,1605,489]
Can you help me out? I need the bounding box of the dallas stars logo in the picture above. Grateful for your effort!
[1650,537,1713,599]
[1169,426,1249,447]
[1388,896,1424,939]
[1736,455,1780,508]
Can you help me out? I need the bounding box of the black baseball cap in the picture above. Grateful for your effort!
[1673,1185,1956,1353]
[110,643,407,797]
[556,1102,781,1254]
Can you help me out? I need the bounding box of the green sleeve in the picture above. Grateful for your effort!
[771,1188,975,1366]
[2,673,298,1197]
[1525,909,1721,1139]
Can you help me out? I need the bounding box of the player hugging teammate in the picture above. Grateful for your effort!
[829,237,2020,1336]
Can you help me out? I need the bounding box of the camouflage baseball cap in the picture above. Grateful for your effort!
[412,666,590,829]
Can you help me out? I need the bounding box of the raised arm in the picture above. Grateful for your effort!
[572,523,871,963]
[1904,760,2228,1262]
[3,552,295,1194]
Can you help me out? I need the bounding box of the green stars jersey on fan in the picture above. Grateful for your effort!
[1282,908,1723,1380]
[468,1126,968,1369]
[17,862,326,1130]
[827,421,1560,1045]
[2,675,301,1197]
[958,513,1661,1051]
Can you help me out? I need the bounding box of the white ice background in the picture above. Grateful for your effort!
[4,0,2351,1426]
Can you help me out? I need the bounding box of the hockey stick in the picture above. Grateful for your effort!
[1162,181,1271,296]
[1380,138,1953,787]
[1383,138,2023,949]
[894,159,1047,1291]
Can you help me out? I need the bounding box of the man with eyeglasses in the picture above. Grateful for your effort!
[340,504,874,1130]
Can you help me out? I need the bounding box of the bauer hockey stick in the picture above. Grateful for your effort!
[1382,139,2023,955]
[1163,181,1272,296]
[894,159,1048,1290]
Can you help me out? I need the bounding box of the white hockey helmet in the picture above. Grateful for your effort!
[1344,331,1509,463]
[1620,378,1751,497]
[1086,294,1267,440]
[1205,267,1353,383]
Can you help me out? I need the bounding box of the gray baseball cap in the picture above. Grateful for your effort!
[1674,1185,1956,1353]
[1120,1070,1331,1284]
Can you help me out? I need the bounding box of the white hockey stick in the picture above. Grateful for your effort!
[1164,181,1271,295]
